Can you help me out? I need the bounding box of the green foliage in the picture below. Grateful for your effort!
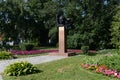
[4,44,11,51]
[110,4,120,49]
[25,44,34,51]
[0,51,14,59]
[4,61,40,76]
[81,46,89,54]
[67,34,80,49]
[19,43,26,50]
[12,45,20,50]
[3,53,117,80]
[98,55,120,72]
[48,27,58,46]
[19,43,34,51]
[0,0,118,49]
[97,49,119,55]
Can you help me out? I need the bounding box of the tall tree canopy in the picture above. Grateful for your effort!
[0,0,118,49]
[110,2,120,49]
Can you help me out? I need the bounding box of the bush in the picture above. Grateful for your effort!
[98,55,120,72]
[0,51,14,59]
[0,44,2,51]
[67,34,81,49]
[19,43,34,51]
[4,61,40,76]
[81,46,89,54]
[4,44,11,50]
[25,44,34,51]
[19,43,26,50]
[48,27,58,46]
[12,45,20,50]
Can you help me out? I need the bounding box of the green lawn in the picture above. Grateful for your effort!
[2,53,119,80]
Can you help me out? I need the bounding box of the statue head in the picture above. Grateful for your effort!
[56,10,66,27]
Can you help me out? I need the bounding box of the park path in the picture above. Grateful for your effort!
[0,55,67,80]
[0,75,2,80]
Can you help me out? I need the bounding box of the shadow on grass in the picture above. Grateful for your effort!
[87,52,97,56]
[28,69,43,75]
[11,70,43,77]
[78,52,97,56]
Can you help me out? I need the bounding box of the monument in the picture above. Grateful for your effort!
[49,10,75,57]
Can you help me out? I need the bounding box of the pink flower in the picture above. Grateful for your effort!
[80,63,120,79]
[104,69,118,77]
[114,72,118,76]
[96,65,107,73]
[81,63,90,69]
[116,74,120,78]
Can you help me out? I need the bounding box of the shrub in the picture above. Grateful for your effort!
[19,43,26,50]
[0,51,14,59]
[12,45,20,50]
[98,55,120,72]
[25,44,34,51]
[4,61,40,76]
[48,27,58,46]
[5,44,11,50]
[67,34,81,49]
[0,44,2,51]
[19,43,34,51]
[81,46,89,54]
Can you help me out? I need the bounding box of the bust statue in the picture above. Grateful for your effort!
[56,10,66,27]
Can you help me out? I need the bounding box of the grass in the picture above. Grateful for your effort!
[2,52,120,80]
[97,49,119,54]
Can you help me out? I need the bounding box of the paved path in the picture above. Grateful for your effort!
[0,75,2,80]
[0,55,67,80]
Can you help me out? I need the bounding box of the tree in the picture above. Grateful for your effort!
[0,0,48,45]
[0,0,118,49]
[110,3,120,49]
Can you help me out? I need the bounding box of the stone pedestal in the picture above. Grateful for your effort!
[49,26,75,57]
[59,26,66,54]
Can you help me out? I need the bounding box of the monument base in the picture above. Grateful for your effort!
[49,52,76,57]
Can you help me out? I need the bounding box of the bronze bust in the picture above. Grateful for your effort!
[56,10,66,27]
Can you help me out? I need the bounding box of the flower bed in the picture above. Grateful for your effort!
[81,63,120,79]
[10,50,58,55]
[10,49,82,55]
